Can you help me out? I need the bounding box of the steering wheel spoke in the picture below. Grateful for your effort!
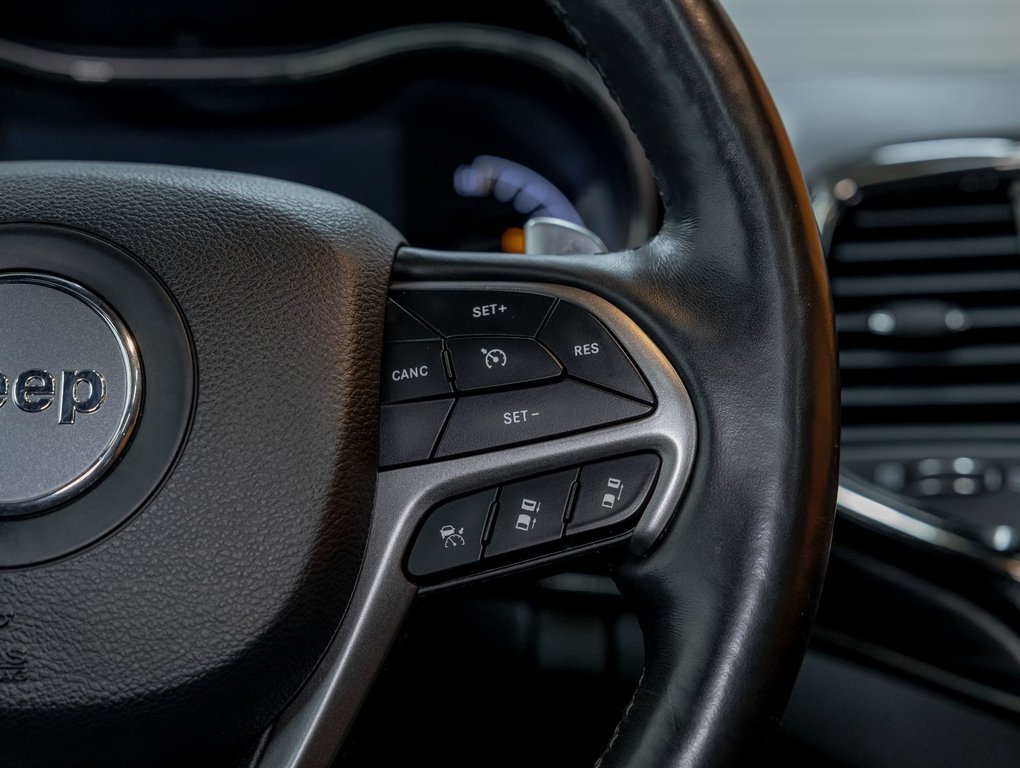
[261,248,698,765]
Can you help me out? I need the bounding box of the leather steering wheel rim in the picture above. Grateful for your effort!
[399,1,839,764]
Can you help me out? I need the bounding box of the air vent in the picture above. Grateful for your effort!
[827,168,1020,427]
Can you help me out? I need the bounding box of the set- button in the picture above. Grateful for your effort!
[434,380,649,459]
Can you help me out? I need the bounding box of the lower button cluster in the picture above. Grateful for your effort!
[406,453,660,579]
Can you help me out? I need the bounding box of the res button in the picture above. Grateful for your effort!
[540,301,653,404]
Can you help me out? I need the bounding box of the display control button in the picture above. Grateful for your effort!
[539,301,653,404]
[486,469,577,558]
[434,380,652,458]
[381,341,451,403]
[385,299,438,341]
[567,454,660,535]
[408,489,496,577]
[379,399,453,468]
[447,336,562,391]
[392,290,554,337]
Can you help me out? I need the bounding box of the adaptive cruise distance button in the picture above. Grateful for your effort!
[380,341,451,403]
[539,301,653,404]
[408,489,496,577]
[391,290,554,337]
[567,454,660,536]
[379,399,453,468]
[486,469,577,558]
[434,380,652,458]
[447,336,562,391]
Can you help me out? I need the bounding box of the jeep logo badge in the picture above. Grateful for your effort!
[0,274,141,516]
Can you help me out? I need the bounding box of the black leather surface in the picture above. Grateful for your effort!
[0,163,401,766]
[396,0,840,765]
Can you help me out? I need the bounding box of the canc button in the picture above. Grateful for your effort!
[567,454,660,536]
[381,341,451,403]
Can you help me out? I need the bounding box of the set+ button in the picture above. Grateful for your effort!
[391,289,554,337]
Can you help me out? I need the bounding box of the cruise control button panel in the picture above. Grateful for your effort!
[380,289,657,467]
[404,455,658,583]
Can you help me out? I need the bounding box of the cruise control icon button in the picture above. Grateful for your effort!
[447,336,562,391]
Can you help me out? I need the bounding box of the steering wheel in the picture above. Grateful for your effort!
[0,1,838,766]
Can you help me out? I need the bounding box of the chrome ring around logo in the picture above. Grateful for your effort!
[0,273,142,516]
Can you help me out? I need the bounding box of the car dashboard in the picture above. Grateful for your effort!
[3,2,1020,767]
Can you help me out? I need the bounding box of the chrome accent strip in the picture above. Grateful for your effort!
[837,480,1020,583]
[257,281,697,768]
[0,273,142,515]
[0,25,657,249]
[811,136,1020,240]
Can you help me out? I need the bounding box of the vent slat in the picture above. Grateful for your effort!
[840,344,1020,370]
[854,204,1014,229]
[834,235,1018,263]
[837,306,1020,333]
[832,271,1020,299]
[841,384,1020,409]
